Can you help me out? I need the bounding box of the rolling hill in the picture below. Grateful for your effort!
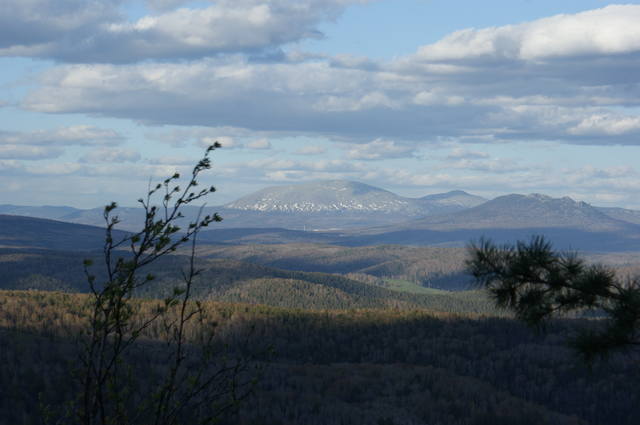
[0,246,495,313]
[0,214,127,251]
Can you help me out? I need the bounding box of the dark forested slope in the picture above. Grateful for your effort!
[1,291,637,425]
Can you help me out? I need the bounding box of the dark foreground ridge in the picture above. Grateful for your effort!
[1,290,638,425]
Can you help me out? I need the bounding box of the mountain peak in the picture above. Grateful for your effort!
[526,193,553,201]
[413,192,626,232]
[224,180,408,213]
[420,190,487,209]
[223,180,492,219]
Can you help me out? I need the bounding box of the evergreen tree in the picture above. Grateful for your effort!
[467,236,640,361]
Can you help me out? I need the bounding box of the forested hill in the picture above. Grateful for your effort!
[0,214,126,251]
[2,291,638,425]
[194,243,471,289]
[0,248,494,314]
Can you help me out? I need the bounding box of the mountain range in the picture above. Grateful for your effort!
[1,180,487,231]
[344,193,640,251]
[225,181,485,214]
[395,193,634,232]
[2,180,640,252]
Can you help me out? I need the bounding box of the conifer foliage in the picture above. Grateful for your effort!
[467,236,640,361]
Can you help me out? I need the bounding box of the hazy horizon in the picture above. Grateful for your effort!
[1,178,635,212]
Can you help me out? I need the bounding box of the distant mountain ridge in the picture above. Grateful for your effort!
[225,180,415,213]
[0,205,78,220]
[218,180,486,230]
[420,190,487,209]
[596,206,640,225]
[223,180,485,215]
[402,193,634,231]
[3,182,640,249]
[1,180,488,231]
[346,193,640,251]
[4,190,640,252]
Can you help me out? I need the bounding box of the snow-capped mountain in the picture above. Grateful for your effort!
[225,180,422,214]
[224,180,485,215]
[0,181,487,231]
[214,180,487,230]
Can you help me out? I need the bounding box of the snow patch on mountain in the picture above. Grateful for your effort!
[224,180,489,217]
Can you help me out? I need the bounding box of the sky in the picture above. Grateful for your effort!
[2,0,640,209]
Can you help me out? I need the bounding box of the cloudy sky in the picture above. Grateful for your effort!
[2,0,640,208]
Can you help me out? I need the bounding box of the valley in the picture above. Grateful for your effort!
[5,3,640,424]
[2,180,640,425]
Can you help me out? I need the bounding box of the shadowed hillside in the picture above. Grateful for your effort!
[2,290,638,425]
[0,215,127,251]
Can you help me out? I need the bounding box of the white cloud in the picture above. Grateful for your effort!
[263,170,305,181]
[0,0,121,50]
[346,139,415,160]
[314,91,399,112]
[247,158,297,170]
[247,138,271,150]
[245,157,363,174]
[446,148,489,160]
[445,158,532,174]
[23,43,640,146]
[146,155,199,166]
[0,125,123,146]
[567,113,640,136]
[295,145,326,155]
[416,5,640,62]
[0,145,63,160]
[306,159,363,172]
[261,167,363,182]
[86,163,189,178]
[80,147,141,163]
[1,0,369,62]
[569,165,637,180]
[200,136,241,149]
[25,162,83,175]
[0,160,24,174]
[23,59,429,139]
[11,4,640,151]
[148,127,252,147]
[145,0,189,12]
[413,91,464,106]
